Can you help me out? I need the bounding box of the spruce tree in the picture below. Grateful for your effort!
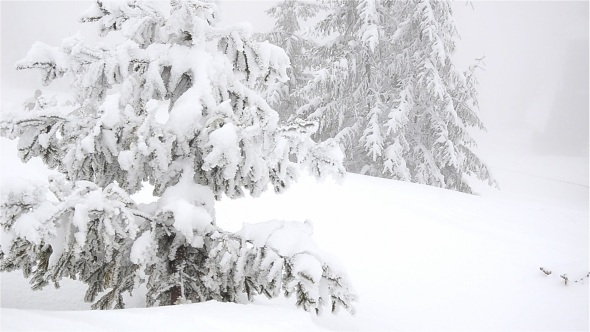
[0,0,354,314]
[269,0,496,193]
[261,0,324,121]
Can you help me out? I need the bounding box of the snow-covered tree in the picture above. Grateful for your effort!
[0,0,354,314]
[270,0,495,193]
[260,0,324,120]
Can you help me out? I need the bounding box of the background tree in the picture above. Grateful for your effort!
[260,0,324,121]
[0,0,354,314]
[268,0,496,193]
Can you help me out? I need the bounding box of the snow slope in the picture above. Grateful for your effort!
[216,173,589,331]
[1,142,588,330]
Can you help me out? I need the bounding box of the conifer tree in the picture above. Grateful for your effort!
[269,0,496,193]
[0,0,354,314]
[261,0,324,120]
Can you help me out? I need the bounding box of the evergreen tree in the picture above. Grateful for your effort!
[261,0,324,121]
[0,0,354,314]
[269,0,496,193]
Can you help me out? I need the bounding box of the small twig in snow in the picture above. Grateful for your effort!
[560,274,568,286]
[539,267,552,276]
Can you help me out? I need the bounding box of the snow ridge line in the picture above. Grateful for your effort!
[494,166,589,188]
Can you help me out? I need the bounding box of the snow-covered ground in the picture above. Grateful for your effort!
[1,124,588,330]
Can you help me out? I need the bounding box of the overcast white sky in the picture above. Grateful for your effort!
[451,1,588,157]
[1,1,588,159]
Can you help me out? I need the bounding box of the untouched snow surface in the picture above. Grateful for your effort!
[1,135,588,330]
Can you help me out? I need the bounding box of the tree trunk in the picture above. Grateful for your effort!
[170,245,186,305]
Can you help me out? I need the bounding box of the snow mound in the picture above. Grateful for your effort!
[1,301,326,332]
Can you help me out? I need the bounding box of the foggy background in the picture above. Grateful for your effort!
[451,1,588,158]
[1,1,588,194]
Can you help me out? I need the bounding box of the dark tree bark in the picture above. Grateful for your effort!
[170,245,186,305]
